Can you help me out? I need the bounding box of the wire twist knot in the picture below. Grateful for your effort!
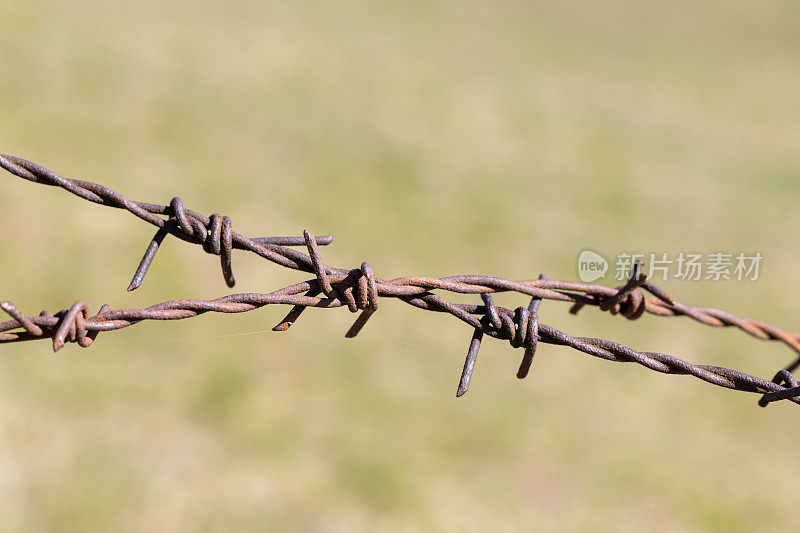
[456,274,546,396]
[272,230,379,338]
[570,261,647,320]
[1,301,108,352]
[759,369,800,407]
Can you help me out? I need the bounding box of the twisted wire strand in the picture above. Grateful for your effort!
[1,285,797,406]
[5,153,797,363]
[0,154,334,291]
[2,153,799,407]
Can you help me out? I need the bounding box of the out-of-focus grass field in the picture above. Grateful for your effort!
[1,1,799,531]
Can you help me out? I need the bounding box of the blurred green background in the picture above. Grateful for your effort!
[1,1,799,531]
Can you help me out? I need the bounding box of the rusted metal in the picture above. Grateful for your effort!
[1,153,799,408]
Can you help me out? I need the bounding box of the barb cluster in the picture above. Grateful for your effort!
[2,154,800,408]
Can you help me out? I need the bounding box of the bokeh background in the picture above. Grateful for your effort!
[1,1,799,531]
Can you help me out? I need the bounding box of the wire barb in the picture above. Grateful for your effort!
[3,154,800,409]
[517,273,546,380]
[759,370,800,407]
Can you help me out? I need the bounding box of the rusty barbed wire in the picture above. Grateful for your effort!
[1,153,799,408]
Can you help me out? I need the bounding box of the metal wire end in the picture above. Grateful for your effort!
[273,288,321,332]
[1,301,43,337]
[304,230,336,298]
[128,227,169,291]
[517,274,545,379]
[457,328,484,397]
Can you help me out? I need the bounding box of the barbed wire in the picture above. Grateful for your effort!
[1,153,799,407]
